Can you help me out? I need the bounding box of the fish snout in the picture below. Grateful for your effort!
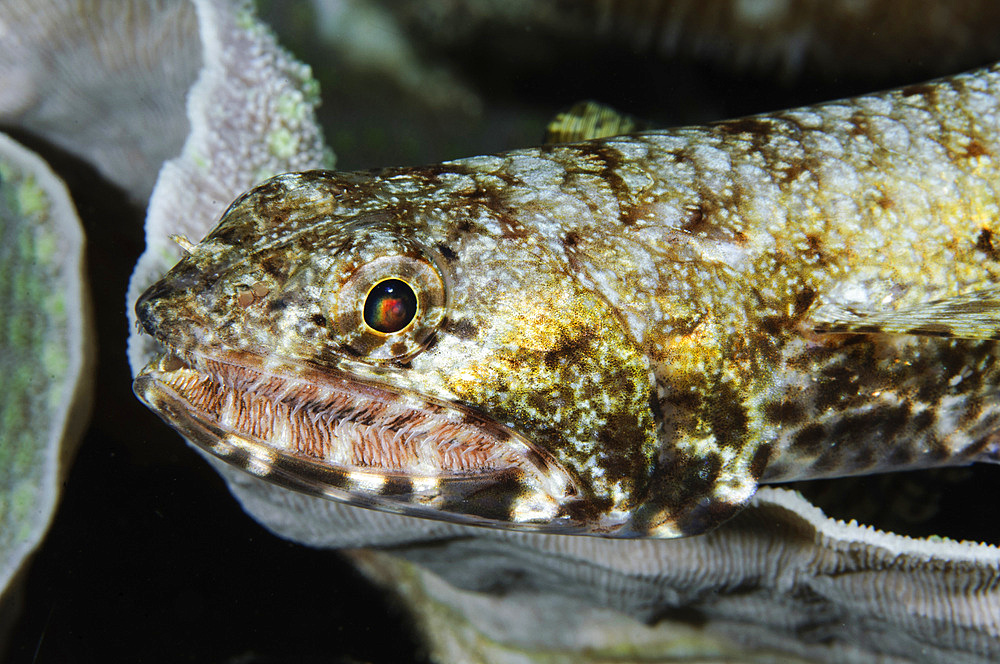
[135,279,174,338]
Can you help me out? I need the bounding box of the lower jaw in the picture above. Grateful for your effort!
[133,350,582,529]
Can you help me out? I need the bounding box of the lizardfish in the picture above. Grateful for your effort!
[134,63,1000,538]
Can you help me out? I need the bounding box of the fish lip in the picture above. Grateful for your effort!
[134,348,584,530]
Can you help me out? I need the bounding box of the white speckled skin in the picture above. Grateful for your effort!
[136,62,1000,538]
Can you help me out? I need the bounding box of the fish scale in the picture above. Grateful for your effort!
[135,62,1000,538]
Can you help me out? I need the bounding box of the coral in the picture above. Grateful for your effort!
[0,0,201,200]
[0,133,93,602]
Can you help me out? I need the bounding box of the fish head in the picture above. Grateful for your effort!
[135,170,666,537]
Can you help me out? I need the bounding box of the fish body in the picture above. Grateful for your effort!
[135,63,1000,537]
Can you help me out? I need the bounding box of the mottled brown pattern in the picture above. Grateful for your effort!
[976,228,999,260]
[135,62,1000,538]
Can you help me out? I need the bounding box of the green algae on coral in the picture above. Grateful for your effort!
[0,133,93,599]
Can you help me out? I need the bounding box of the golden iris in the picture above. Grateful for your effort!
[363,279,417,333]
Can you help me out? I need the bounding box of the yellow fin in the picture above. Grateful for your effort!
[544,101,650,143]
[813,288,1000,340]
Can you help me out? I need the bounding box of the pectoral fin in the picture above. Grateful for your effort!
[628,449,761,537]
[813,287,1000,340]
[627,425,772,537]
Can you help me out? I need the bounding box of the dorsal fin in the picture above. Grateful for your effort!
[544,101,650,143]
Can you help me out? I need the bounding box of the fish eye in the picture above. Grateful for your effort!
[331,253,447,362]
[363,279,418,334]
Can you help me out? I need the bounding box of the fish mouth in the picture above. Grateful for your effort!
[133,350,581,530]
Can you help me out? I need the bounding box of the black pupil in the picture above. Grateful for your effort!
[363,279,418,333]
